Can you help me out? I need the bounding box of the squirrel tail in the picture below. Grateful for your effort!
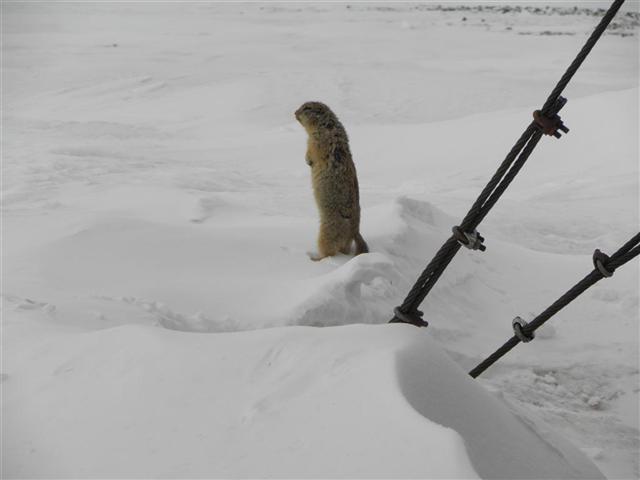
[354,232,369,255]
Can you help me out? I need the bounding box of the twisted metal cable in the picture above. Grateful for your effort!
[469,232,640,378]
[541,0,626,114]
[390,0,625,326]
[464,129,544,231]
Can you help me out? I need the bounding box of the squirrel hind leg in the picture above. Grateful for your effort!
[340,240,353,255]
[316,223,347,259]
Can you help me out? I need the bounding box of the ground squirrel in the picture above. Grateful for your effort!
[295,101,369,261]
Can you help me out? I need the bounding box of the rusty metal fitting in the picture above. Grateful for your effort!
[533,96,570,139]
[452,226,486,252]
[533,110,570,138]
[391,307,428,327]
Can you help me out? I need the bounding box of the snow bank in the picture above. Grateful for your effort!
[2,2,637,478]
[3,317,603,479]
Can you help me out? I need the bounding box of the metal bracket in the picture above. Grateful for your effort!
[452,226,486,252]
[533,96,570,139]
[512,316,535,343]
[391,307,428,328]
[593,249,614,277]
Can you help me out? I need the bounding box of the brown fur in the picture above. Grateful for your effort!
[295,101,369,261]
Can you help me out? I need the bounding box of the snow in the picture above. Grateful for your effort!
[2,2,638,479]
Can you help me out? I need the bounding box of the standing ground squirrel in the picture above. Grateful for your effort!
[295,101,369,261]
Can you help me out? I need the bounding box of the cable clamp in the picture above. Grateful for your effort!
[512,316,535,343]
[592,249,614,277]
[391,307,428,328]
[533,96,570,139]
[452,226,486,252]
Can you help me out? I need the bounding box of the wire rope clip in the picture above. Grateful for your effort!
[512,316,535,343]
[391,307,428,328]
[592,249,614,277]
[452,226,486,252]
[533,96,570,139]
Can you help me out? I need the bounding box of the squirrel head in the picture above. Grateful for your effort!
[295,101,339,133]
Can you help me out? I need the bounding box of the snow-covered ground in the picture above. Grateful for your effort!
[2,2,638,478]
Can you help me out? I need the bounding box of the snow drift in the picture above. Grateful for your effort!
[2,2,637,478]
[4,318,604,479]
